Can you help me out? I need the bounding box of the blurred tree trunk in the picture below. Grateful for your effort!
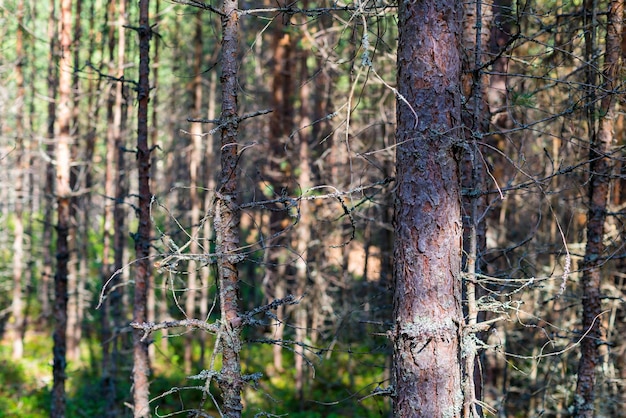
[132,0,152,415]
[184,10,204,375]
[160,11,183,355]
[66,0,83,363]
[574,1,623,416]
[11,0,25,361]
[42,0,58,324]
[265,6,295,374]
[200,68,218,367]
[148,0,160,364]
[101,0,117,405]
[52,0,73,415]
[215,0,243,414]
[77,0,100,371]
[392,0,464,416]
[293,31,313,406]
[101,0,127,413]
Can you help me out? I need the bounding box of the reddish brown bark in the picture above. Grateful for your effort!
[574,1,623,416]
[216,0,244,416]
[52,0,73,416]
[132,0,152,416]
[392,0,464,416]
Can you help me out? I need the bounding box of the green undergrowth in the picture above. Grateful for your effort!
[0,331,390,417]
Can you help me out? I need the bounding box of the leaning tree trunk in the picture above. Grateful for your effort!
[392,0,464,416]
[574,1,623,416]
[132,0,152,416]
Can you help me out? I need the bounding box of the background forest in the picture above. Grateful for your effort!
[1,0,625,416]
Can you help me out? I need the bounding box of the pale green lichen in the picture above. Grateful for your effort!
[442,387,463,418]
[399,315,456,338]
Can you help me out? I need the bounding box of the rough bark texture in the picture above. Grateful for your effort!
[392,1,464,416]
[216,0,244,416]
[52,0,73,415]
[132,0,152,416]
[574,1,623,416]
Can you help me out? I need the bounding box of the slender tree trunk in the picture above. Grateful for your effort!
[101,0,117,407]
[11,0,26,361]
[200,66,218,367]
[392,1,464,416]
[148,0,160,364]
[132,0,152,415]
[264,6,295,373]
[293,28,314,406]
[215,0,243,415]
[101,0,127,413]
[42,0,58,324]
[66,0,83,363]
[52,0,73,415]
[461,1,491,416]
[184,11,204,374]
[574,1,623,416]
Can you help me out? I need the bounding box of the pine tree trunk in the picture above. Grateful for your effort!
[132,0,152,415]
[215,0,244,415]
[52,0,73,415]
[574,1,623,416]
[392,1,464,416]
[41,0,58,324]
[11,0,26,361]
[184,10,204,375]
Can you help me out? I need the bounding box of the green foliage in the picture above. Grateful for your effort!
[510,90,537,108]
[0,358,48,418]
[240,342,390,417]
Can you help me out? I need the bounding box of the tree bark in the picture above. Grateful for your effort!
[392,1,464,416]
[132,0,152,416]
[11,0,26,361]
[52,0,73,415]
[574,1,623,416]
[215,0,244,415]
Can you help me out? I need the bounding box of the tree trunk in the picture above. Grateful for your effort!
[293,29,313,406]
[11,0,26,361]
[52,0,73,415]
[392,1,464,416]
[184,10,204,375]
[66,0,83,364]
[574,1,623,416]
[215,0,243,415]
[101,0,127,413]
[42,0,58,324]
[148,0,161,364]
[132,0,152,415]
[461,1,491,416]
